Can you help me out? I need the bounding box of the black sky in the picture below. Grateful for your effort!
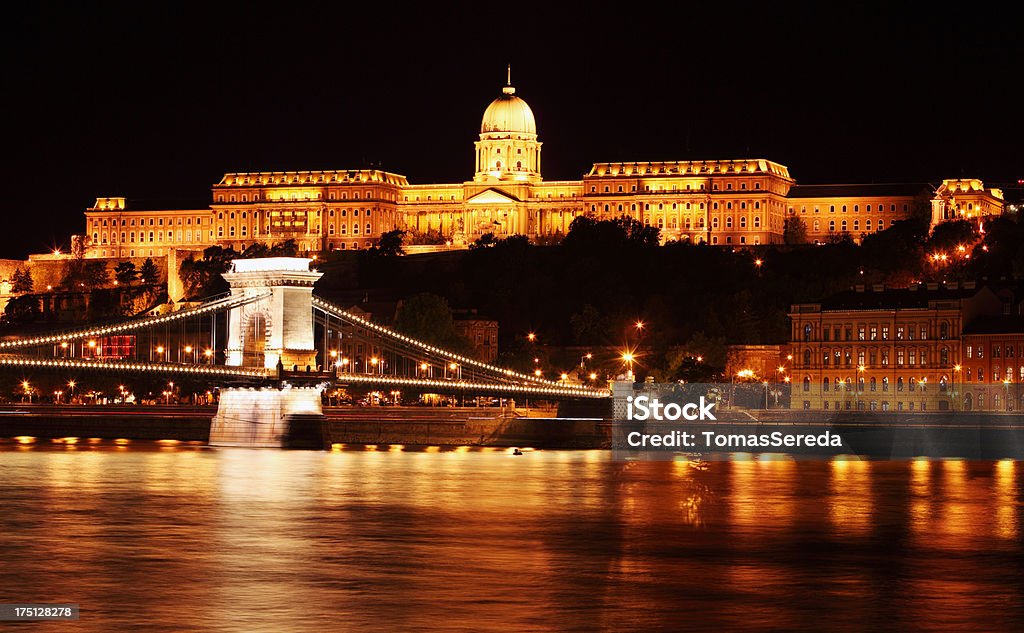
[1,1,1020,258]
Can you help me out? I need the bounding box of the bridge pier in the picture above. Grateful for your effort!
[209,385,329,449]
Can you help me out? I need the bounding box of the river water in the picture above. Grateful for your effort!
[1,441,1021,632]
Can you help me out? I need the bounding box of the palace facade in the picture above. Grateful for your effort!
[81,77,1006,260]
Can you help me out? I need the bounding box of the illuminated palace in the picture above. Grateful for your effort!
[81,76,1005,259]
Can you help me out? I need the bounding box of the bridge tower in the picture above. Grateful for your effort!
[211,257,327,449]
[221,257,323,371]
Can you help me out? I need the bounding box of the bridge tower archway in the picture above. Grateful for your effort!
[222,258,323,371]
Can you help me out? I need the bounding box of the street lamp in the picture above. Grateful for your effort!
[622,351,635,379]
[527,332,536,342]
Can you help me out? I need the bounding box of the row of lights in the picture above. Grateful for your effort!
[0,291,269,351]
[314,297,563,387]
[0,357,267,377]
[335,372,611,398]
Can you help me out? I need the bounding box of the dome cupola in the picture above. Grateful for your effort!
[473,67,543,184]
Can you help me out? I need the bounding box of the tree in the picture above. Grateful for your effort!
[179,246,236,298]
[927,219,977,252]
[470,232,499,249]
[2,294,40,324]
[407,228,447,245]
[393,293,473,353]
[372,229,406,257]
[783,216,808,245]
[139,258,160,284]
[113,261,139,285]
[267,239,299,257]
[569,304,608,345]
[11,267,33,293]
[83,261,109,288]
[61,259,108,289]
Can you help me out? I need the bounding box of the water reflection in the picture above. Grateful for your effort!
[0,442,1021,631]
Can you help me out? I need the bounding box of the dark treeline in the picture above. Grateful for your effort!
[312,214,1024,377]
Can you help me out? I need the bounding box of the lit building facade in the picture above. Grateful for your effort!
[789,283,1003,412]
[786,183,931,244]
[962,316,1024,412]
[930,178,1005,225]
[80,77,1006,258]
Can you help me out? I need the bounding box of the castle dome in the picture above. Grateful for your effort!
[480,83,536,136]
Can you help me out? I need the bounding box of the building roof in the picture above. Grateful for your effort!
[586,159,791,179]
[963,315,1024,336]
[787,183,932,199]
[216,170,409,187]
[808,283,981,311]
[481,83,537,135]
[88,197,209,212]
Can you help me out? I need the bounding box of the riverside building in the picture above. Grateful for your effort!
[787,282,1024,413]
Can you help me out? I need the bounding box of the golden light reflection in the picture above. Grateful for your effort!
[993,459,1018,540]
[829,457,873,537]
[938,460,971,542]
[729,456,798,536]
[908,458,933,539]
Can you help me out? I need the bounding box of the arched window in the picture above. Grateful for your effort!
[803,376,811,392]
[939,376,948,393]
[964,393,973,410]
[822,377,830,392]
[882,377,889,392]
[804,324,813,342]
[870,377,877,392]
[940,322,949,340]
[940,347,949,365]
[897,377,904,391]
[803,349,812,366]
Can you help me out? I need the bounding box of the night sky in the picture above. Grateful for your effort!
[2,2,1020,258]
